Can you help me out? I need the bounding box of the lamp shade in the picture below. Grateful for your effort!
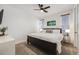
[40,29,43,31]
[65,29,70,33]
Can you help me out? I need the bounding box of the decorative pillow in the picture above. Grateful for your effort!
[46,29,53,33]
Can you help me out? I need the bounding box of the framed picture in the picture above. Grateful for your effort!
[47,20,56,26]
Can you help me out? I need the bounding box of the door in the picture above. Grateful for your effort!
[77,4,79,54]
[74,4,79,54]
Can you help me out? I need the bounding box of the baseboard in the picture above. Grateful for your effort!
[15,39,26,44]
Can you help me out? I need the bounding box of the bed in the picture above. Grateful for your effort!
[27,28,63,55]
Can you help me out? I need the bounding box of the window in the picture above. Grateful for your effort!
[62,15,69,33]
[39,19,44,31]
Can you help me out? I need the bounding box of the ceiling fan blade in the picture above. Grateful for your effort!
[38,4,43,8]
[34,9,40,10]
[43,9,48,13]
[40,4,43,7]
[44,6,50,9]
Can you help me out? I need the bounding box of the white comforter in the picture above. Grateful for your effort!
[28,33,63,54]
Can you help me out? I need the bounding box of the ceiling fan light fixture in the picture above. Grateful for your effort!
[34,4,50,13]
[41,10,43,12]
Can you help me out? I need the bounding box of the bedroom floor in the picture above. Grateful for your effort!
[15,42,77,55]
[15,42,46,55]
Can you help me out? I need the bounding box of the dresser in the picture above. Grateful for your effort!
[0,36,15,55]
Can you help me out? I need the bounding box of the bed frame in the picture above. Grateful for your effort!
[27,28,62,55]
[27,36,57,55]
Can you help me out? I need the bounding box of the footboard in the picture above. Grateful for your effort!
[27,36,57,55]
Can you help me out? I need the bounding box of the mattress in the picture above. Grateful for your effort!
[28,32,63,54]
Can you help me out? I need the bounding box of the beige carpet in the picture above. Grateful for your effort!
[15,42,78,55]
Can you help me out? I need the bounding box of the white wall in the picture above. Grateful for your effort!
[0,5,37,44]
[69,10,75,45]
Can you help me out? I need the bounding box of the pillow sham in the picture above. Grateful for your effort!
[53,30,60,33]
[46,29,53,33]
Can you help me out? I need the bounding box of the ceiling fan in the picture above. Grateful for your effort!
[34,4,50,13]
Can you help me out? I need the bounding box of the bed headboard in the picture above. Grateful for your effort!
[43,28,62,33]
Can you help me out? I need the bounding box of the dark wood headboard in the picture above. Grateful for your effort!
[43,28,62,33]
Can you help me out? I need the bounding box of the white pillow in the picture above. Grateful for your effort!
[53,30,60,33]
[40,30,46,33]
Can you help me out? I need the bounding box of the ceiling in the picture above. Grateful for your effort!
[0,4,74,18]
[31,4,74,18]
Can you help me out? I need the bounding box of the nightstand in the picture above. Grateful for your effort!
[62,34,71,45]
